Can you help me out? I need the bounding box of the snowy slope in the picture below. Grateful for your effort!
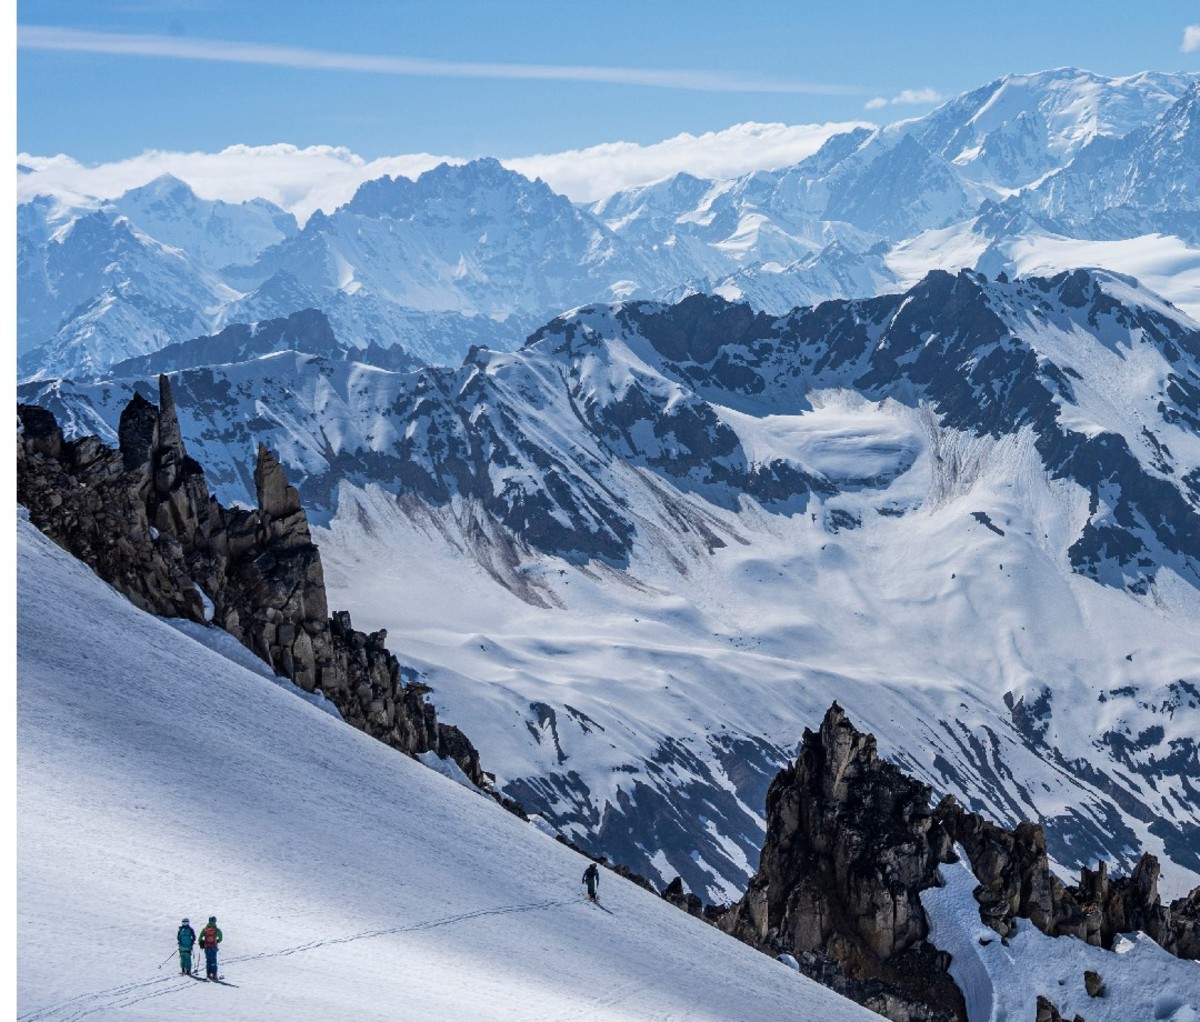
[16,512,878,1021]
[889,219,1200,320]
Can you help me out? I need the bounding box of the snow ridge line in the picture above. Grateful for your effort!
[17,899,576,1022]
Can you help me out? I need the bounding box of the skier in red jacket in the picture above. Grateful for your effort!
[198,916,223,979]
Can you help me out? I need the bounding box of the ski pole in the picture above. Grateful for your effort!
[157,947,179,970]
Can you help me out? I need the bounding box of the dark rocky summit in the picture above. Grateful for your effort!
[719,702,965,1022]
[17,376,498,796]
[720,703,1200,1022]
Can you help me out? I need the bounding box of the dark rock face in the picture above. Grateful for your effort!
[1034,995,1066,1022]
[720,704,1200,1021]
[720,703,966,1022]
[17,377,492,791]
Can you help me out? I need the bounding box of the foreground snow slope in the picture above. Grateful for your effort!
[16,515,875,1022]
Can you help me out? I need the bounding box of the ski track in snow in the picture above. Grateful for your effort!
[19,899,575,1022]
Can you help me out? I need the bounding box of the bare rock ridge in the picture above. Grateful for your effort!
[720,703,1200,1022]
[17,376,495,796]
[933,795,1200,958]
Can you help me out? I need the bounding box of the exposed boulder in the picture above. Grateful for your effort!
[662,876,704,918]
[17,378,496,794]
[1034,995,1064,1022]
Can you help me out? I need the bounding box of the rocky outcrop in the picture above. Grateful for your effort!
[931,797,1200,957]
[661,876,704,918]
[1167,886,1200,958]
[719,703,965,1022]
[1034,995,1068,1022]
[17,377,494,792]
[720,703,1200,1022]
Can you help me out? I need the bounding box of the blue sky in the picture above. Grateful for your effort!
[16,0,1200,163]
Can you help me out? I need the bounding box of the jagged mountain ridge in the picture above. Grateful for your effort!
[17,210,240,379]
[22,268,1200,904]
[236,158,650,311]
[106,308,419,378]
[16,68,1200,380]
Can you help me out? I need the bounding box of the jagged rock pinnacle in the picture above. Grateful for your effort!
[255,443,303,518]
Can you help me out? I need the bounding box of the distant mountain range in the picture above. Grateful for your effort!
[17,68,1200,382]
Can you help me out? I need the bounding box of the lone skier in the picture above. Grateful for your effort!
[177,918,196,974]
[198,916,223,979]
[582,862,600,903]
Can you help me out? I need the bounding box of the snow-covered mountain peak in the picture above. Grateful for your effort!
[121,171,199,205]
[102,173,297,272]
[17,67,1200,389]
[906,67,1198,191]
[343,157,571,221]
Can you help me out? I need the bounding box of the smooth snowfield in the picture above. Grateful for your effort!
[16,516,875,1022]
[922,850,1200,1022]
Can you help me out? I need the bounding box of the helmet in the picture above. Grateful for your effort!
[181,918,189,925]
[209,916,216,923]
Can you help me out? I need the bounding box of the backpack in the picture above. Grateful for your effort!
[201,925,219,948]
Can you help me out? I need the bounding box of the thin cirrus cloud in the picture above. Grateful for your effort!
[18,24,867,96]
[1183,25,1200,53]
[864,88,943,111]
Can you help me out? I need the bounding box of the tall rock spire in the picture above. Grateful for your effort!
[157,373,185,460]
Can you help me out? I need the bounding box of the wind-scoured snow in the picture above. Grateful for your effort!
[16,513,878,1021]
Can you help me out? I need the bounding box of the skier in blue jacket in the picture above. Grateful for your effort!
[177,918,196,974]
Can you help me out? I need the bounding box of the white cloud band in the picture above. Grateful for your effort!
[1184,25,1200,53]
[17,119,874,220]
